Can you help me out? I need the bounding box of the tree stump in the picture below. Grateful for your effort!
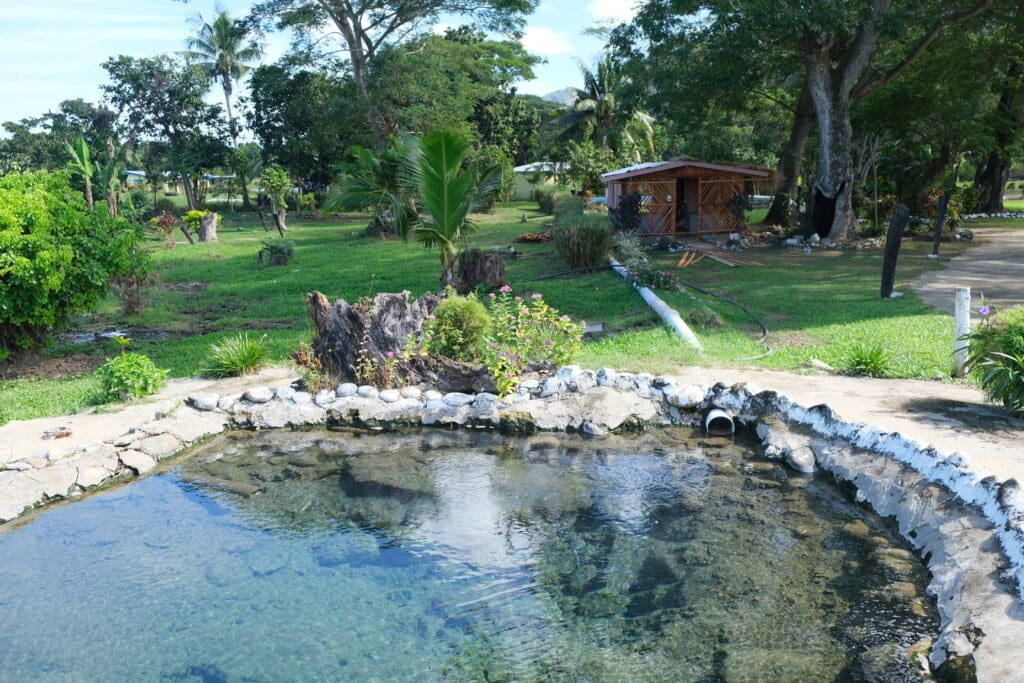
[881,203,910,299]
[931,191,950,257]
[199,212,218,242]
[455,249,506,294]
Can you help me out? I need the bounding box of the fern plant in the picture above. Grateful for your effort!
[204,333,268,377]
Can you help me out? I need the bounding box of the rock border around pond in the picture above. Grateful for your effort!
[2,365,1023,680]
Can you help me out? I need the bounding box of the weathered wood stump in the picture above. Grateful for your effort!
[306,290,498,392]
[455,249,506,294]
[881,203,911,299]
[199,212,218,242]
[273,209,288,237]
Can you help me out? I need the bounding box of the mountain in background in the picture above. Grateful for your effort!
[542,88,578,106]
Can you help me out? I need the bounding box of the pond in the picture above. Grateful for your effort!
[0,429,937,681]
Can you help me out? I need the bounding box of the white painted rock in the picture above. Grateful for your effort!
[292,391,313,405]
[582,421,607,437]
[400,386,422,399]
[188,393,219,411]
[379,389,402,403]
[596,368,617,387]
[444,392,474,407]
[424,390,444,402]
[243,387,274,404]
[357,386,379,399]
[337,383,358,397]
[275,386,296,401]
[217,396,240,413]
[666,385,705,409]
[314,390,337,407]
[539,377,566,398]
[520,379,541,395]
[786,446,817,474]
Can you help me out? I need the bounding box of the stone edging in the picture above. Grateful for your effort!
[2,365,1022,679]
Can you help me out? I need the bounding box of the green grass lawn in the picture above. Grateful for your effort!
[0,203,995,423]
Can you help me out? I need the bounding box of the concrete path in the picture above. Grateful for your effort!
[913,228,1024,315]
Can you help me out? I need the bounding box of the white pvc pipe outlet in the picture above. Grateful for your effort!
[705,409,735,436]
[609,256,702,350]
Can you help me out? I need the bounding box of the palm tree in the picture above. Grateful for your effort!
[409,130,503,289]
[182,9,261,206]
[563,57,656,162]
[66,137,94,213]
[322,137,419,237]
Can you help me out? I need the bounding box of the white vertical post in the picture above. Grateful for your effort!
[953,287,972,378]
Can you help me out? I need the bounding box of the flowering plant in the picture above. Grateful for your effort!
[621,257,681,292]
[482,289,583,396]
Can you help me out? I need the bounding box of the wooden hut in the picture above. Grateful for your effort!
[602,158,771,235]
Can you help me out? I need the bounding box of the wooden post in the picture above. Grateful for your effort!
[954,287,972,378]
[880,203,910,298]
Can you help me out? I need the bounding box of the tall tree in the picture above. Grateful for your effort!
[562,56,655,162]
[182,9,262,207]
[249,0,537,139]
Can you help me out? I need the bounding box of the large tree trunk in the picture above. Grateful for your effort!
[764,84,814,227]
[975,154,1011,213]
[807,54,858,240]
[182,174,198,211]
[881,203,910,299]
[199,212,218,242]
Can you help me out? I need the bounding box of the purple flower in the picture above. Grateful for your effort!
[489,343,499,349]
[386,351,395,358]
[489,292,496,298]
[499,285,512,293]
[979,305,991,316]
[545,340,555,346]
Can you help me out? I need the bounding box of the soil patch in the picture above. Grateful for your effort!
[156,281,209,293]
[1,351,104,380]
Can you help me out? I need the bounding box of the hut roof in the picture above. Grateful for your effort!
[601,158,770,183]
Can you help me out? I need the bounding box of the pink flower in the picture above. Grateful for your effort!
[532,293,543,300]
[499,285,512,293]
[386,351,395,358]
[514,296,522,301]
[489,343,499,349]
[489,292,496,298]
[980,305,992,316]
[545,340,555,346]
[426,314,436,320]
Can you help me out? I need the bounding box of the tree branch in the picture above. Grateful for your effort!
[853,0,994,101]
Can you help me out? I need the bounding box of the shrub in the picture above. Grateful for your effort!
[845,344,891,377]
[967,305,1024,414]
[291,340,329,392]
[204,333,269,377]
[609,192,644,233]
[483,289,584,396]
[620,258,681,291]
[612,231,647,262]
[553,214,612,269]
[96,353,168,401]
[957,185,981,214]
[534,189,555,215]
[150,211,180,247]
[0,171,142,351]
[421,292,492,361]
[153,197,178,213]
[257,239,295,266]
[107,227,156,315]
[299,192,318,213]
[182,210,213,236]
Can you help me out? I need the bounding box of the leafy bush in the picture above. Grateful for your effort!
[845,344,891,377]
[257,239,295,266]
[96,353,168,401]
[421,292,492,361]
[610,192,644,233]
[483,290,584,396]
[260,165,291,211]
[107,227,156,315]
[553,214,612,269]
[182,209,214,236]
[0,171,142,350]
[957,185,981,214]
[204,333,269,377]
[620,258,681,291]
[467,145,515,210]
[150,211,180,247]
[299,192,318,213]
[967,306,1024,414]
[612,231,647,262]
[534,189,555,215]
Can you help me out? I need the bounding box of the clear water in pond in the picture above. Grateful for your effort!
[0,429,937,681]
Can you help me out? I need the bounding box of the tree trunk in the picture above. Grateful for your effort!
[179,223,196,245]
[931,191,951,256]
[182,175,198,211]
[881,203,910,298]
[84,179,94,213]
[807,58,857,240]
[975,152,1011,213]
[107,185,118,218]
[764,84,814,227]
[199,212,218,242]
[257,210,269,232]
[273,209,288,237]
[455,249,507,294]
[240,173,252,210]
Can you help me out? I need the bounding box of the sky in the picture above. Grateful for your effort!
[0,0,638,125]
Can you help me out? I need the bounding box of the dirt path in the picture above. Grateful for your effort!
[913,228,1024,314]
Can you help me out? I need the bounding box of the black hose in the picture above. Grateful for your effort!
[523,265,612,282]
[678,279,774,361]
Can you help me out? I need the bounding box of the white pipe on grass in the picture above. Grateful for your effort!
[609,256,702,350]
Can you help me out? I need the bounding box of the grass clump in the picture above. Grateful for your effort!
[204,333,269,377]
[844,343,892,377]
[553,214,612,269]
[96,353,168,401]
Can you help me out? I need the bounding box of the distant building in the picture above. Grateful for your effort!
[512,161,569,200]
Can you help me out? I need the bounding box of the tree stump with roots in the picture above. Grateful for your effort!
[199,212,218,242]
[455,249,506,294]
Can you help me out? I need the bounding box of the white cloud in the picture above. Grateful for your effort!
[521,26,573,55]
[587,0,639,23]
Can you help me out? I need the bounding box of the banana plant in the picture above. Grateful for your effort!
[66,136,94,212]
